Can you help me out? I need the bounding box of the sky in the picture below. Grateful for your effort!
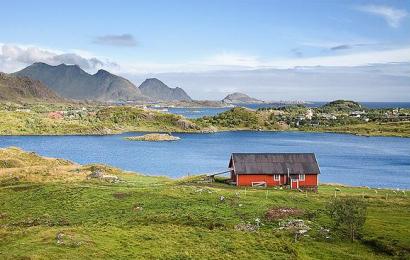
[0,0,409,101]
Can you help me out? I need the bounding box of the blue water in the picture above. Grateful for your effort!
[1,131,409,189]
[168,102,410,119]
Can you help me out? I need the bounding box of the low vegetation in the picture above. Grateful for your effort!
[0,147,409,259]
[0,104,201,135]
[196,100,410,137]
[1,100,409,137]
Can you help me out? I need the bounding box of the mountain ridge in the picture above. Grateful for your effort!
[0,72,64,102]
[14,63,146,102]
[13,63,193,103]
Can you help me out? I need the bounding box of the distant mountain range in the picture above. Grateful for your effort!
[13,63,192,102]
[0,72,63,102]
[222,92,264,104]
[139,78,192,102]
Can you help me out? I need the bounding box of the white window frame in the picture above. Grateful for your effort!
[274,174,280,181]
[299,174,305,181]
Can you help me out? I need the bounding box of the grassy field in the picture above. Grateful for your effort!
[0,147,409,259]
[302,121,410,138]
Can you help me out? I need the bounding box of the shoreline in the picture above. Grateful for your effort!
[1,128,409,138]
[0,146,408,190]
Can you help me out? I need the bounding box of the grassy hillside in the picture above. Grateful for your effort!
[0,147,409,259]
[1,101,409,137]
[0,105,200,135]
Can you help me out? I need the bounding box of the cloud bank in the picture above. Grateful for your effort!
[0,43,113,73]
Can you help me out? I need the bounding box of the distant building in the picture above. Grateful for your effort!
[47,111,64,120]
[229,153,320,190]
[350,111,366,118]
[305,109,313,120]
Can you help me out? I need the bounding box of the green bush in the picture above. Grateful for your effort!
[327,197,367,241]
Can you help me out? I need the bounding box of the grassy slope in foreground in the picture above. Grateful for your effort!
[0,147,409,259]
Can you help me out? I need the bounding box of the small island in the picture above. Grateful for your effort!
[125,133,180,142]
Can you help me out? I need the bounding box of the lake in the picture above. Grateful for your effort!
[1,131,409,189]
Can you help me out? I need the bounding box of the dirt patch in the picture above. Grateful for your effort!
[265,207,304,221]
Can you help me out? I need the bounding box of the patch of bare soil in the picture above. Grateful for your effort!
[265,207,304,221]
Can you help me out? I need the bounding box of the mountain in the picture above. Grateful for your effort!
[222,92,264,104]
[0,72,63,102]
[13,63,145,102]
[138,78,192,101]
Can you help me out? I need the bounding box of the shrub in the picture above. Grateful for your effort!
[326,197,367,241]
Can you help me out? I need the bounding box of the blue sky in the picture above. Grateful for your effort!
[1,0,409,101]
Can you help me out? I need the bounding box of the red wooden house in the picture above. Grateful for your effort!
[229,153,320,190]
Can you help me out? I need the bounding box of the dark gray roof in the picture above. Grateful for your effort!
[230,153,320,175]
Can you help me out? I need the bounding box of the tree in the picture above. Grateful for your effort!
[327,197,367,241]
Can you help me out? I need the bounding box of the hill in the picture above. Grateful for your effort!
[222,92,264,104]
[320,100,364,112]
[0,105,201,135]
[13,63,145,102]
[0,147,409,259]
[0,72,63,102]
[138,78,192,101]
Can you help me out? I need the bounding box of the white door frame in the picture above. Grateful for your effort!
[291,179,299,189]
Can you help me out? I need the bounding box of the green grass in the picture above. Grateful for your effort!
[0,148,409,259]
[1,102,410,137]
[302,121,410,137]
[0,105,201,135]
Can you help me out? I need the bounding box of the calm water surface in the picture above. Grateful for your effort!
[1,131,409,189]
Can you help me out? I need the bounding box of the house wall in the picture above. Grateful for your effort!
[236,174,318,187]
[237,174,277,186]
[298,174,318,187]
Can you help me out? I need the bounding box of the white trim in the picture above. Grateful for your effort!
[273,174,280,181]
[231,155,238,186]
[299,174,305,181]
[252,181,267,187]
[291,179,299,189]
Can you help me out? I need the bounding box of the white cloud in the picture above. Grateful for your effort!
[1,42,410,77]
[0,43,113,73]
[125,63,410,101]
[356,5,408,28]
